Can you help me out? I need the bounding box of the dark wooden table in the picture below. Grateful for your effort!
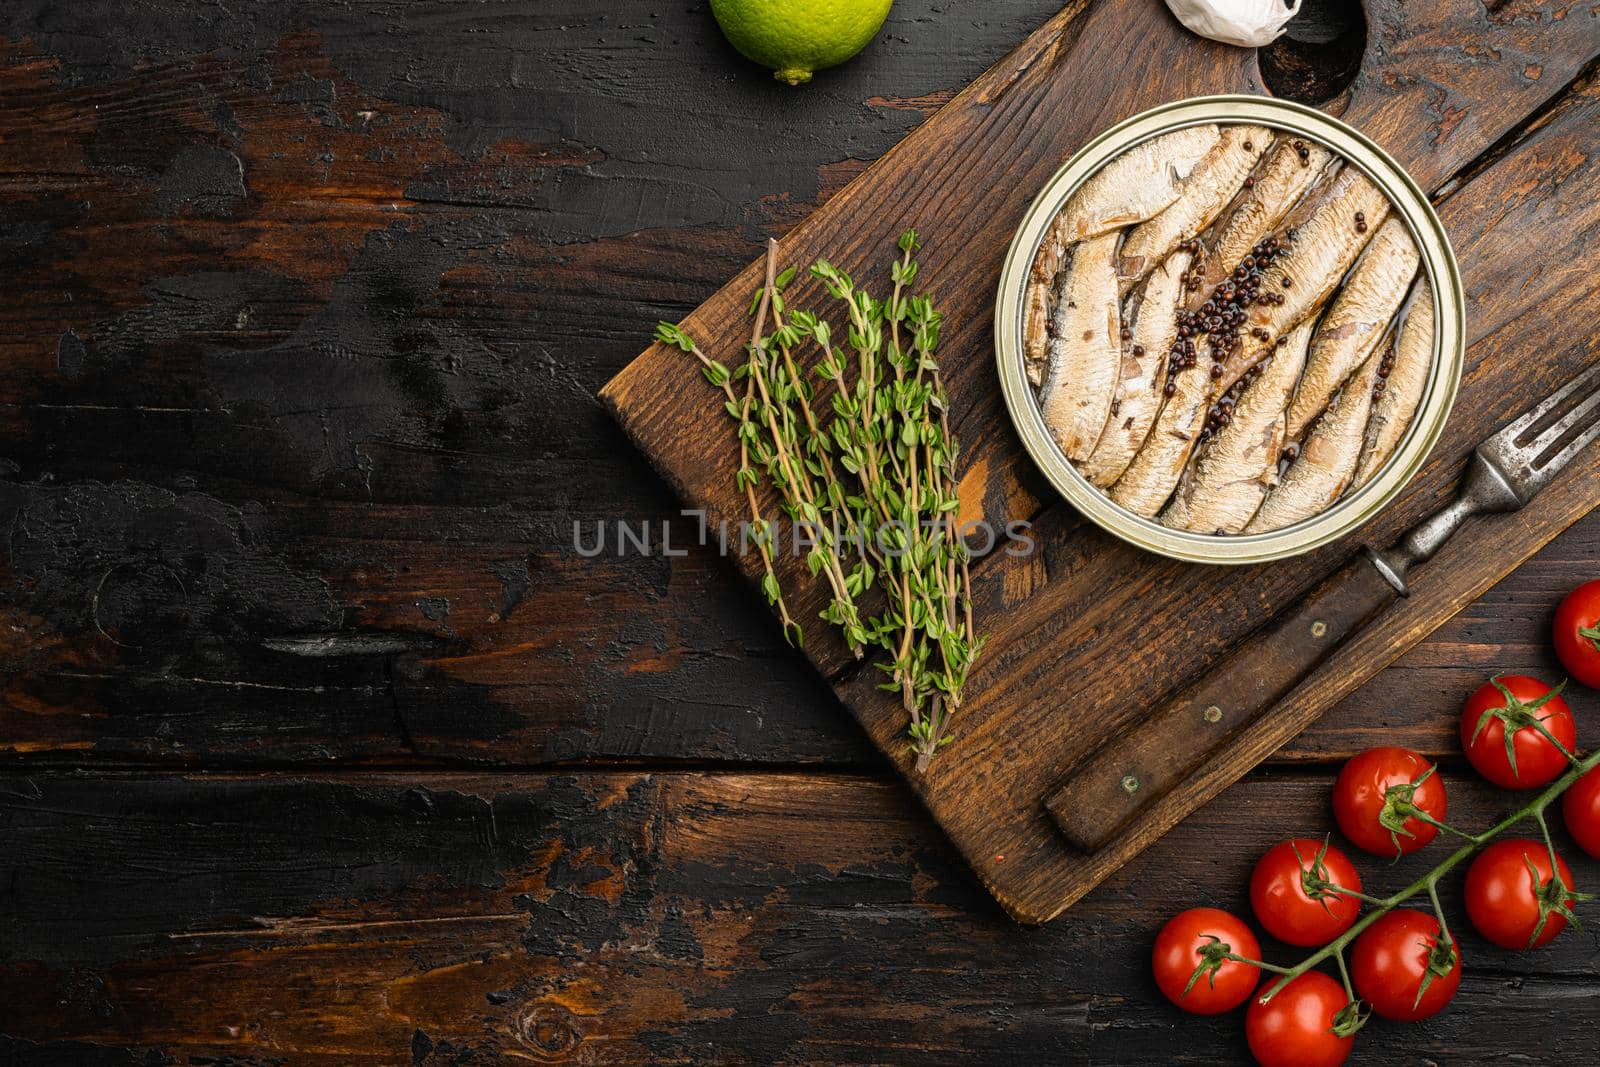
[2,3,1597,1064]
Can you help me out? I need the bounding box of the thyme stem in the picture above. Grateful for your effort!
[657,231,981,770]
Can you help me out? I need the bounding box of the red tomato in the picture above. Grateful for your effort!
[1349,909,1461,1021]
[1332,747,1447,858]
[1245,971,1357,1067]
[1464,839,1579,949]
[1553,580,1600,688]
[1152,907,1261,1014]
[1563,765,1600,860]
[1250,839,1363,947]
[1460,675,1577,789]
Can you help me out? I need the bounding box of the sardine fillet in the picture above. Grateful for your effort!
[1186,139,1334,312]
[1117,127,1272,295]
[1030,125,1221,389]
[1082,249,1193,487]
[1163,319,1314,534]
[1245,341,1387,533]
[1109,338,1215,517]
[1060,125,1221,241]
[1250,166,1392,340]
[1354,278,1435,488]
[1040,231,1122,461]
[1285,216,1418,442]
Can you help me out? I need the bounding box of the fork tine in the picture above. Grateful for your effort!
[1533,385,1600,473]
[1506,359,1600,450]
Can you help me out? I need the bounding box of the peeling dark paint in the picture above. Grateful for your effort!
[417,596,451,621]
[56,329,87,379]
[488,559,530,618]
[155,144,247,216]
[0,480,339,652]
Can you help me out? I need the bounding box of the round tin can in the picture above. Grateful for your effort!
[995,95,1463,564]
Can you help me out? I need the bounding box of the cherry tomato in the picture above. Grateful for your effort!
[1553,580,1600,688]
[1152,907,1261,1014]
[1349,909,1461,1021]
[1464,839,1579,949]
[1245,970,1356,1067]
[1332,747,1446,858]
[1250,839,1363,947]
[1563,765,1600,860]
[1460,675,1576,789]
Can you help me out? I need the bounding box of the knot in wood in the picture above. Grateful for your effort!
[516,1002,581,1062]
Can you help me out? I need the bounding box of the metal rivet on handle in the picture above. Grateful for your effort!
[1310,620,1328,638]
[1204,705,1223,723]
[1120,774,1140,795]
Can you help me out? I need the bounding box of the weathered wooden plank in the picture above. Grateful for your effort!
[0,34,879,770]
[1,770,1596,1063]
[3,501,1593,768]
[1,15,1598,781]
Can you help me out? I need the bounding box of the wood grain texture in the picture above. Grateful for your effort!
[1,0,1599,1062]
[1048,555,1398,852]
[3,770,1598,1065]
[604,0,1600,919]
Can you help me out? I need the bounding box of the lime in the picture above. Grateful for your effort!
[710,0,894,86]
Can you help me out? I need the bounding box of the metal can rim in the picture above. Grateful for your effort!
[994,95,1464,564]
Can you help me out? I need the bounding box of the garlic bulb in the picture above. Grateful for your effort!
[1164,0,1303,48]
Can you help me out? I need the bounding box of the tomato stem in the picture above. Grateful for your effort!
[1533,808,1563,883]
[1579,623,1600,653]
[1396,805,1477,845]
[1333,948,1354,1000]
[1426,879,1453,950]
[1219,950,1296,976]
[1258,743,1600,1004]
[1317,881,1386,908]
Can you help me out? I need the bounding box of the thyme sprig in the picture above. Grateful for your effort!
[656,231,983,771]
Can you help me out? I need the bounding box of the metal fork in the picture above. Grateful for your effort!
[1369,358,1600,595]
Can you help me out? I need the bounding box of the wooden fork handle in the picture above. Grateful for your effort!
[1046,554,1399,853]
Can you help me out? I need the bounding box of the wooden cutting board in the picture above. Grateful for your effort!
[600,0,1600,922]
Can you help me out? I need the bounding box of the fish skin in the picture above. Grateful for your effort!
[1284,216,1418,442]
[1185,139,1334,313]
[1244,339,1388,533]
[1109,337,1219,517]
[1354,277,1435,488]
[1024,213,1074,386]
[1081,249,1193,487]
[1059,125,1221,241]
[1162,319,1314,534]
[1024,279,1052,387]
[1248,165,1393,341]
[1041,231,1123,461]
[1117,126,1273,295]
